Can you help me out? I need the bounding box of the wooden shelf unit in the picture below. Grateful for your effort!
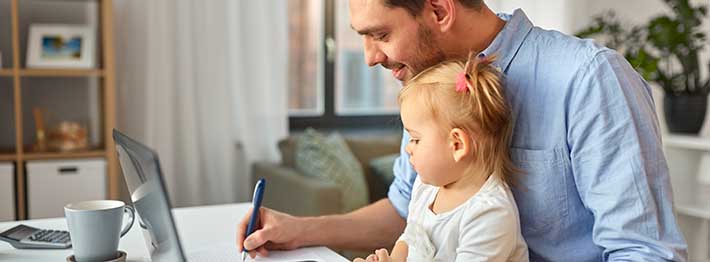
[1,0,119,220]
[663,134,710,218]
[662,133,710,261]
[0,154,15,161]
[23,150,106,160]
[19,69,105,77]
[664,134,710,151]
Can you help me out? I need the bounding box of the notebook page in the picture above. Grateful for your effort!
[187,243,326,262]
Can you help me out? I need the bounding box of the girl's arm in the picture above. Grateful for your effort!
[390,241,409,262]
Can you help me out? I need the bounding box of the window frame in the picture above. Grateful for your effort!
[288,0,400,130]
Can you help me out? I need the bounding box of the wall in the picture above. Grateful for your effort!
[487,0,583,34]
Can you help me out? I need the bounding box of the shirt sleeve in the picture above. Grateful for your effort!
[567,50,687,261]
[387,129,418,218]
[455,199,522,261]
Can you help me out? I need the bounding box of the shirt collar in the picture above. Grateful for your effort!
[480,9,534,73]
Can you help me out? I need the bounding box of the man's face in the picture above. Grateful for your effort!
[349,0,446,82]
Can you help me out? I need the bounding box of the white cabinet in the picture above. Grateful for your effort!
[664,135,710,261]
[0,163,14,221]
[27,158,106,219]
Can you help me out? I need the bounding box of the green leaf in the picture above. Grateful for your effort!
[626,48,660,81]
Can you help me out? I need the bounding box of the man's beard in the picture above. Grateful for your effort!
[407,24,447,80]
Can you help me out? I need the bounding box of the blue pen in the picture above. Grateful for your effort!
[242,178,266,262]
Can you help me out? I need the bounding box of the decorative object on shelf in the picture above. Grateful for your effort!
[47,121,88,152]
[32,108,48,152]
[576,0,710,134]
[26,24,96,69]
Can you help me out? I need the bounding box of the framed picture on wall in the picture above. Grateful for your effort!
[26,24,96,69]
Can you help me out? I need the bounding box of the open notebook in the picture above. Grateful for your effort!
[187,243,326,262]
[248,248,325,262]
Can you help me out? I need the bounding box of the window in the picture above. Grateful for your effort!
[288,0,400,129]
[334,0,400,116]
[287,0,324,116]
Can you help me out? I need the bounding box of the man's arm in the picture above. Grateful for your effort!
[302,130,415,250]
[567,50,687,261]
[301,198,406,251]
[238,200,405,258]
[239,131,415,254]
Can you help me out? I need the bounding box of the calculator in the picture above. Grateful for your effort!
[0,224,71,249]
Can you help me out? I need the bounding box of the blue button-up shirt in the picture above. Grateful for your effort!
[388,9,687,261]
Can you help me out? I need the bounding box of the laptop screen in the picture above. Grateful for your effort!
[113,129,186,262]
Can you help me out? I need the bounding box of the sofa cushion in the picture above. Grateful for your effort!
[278,138,296,167]
[294,129,369,213]
[347,138,400,202]
[369,153,399,186]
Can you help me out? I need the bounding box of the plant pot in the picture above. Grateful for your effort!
[663,94,708,134]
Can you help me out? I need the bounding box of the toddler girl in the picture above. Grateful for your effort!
[356,53,528,262]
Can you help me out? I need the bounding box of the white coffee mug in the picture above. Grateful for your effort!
[65,200,135,262]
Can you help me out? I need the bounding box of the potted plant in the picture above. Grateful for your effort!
[576,0,710,134]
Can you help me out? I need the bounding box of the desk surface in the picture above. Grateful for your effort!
[0,203,347,262]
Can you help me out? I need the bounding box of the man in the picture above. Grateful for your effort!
[237,0,688,260]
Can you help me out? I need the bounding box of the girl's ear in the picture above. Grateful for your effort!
[449,128,472,162]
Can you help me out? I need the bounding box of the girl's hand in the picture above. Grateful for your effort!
[353,243,408,262]
[353,248,393,262]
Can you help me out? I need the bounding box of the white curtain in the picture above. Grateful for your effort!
[112,0,288,207]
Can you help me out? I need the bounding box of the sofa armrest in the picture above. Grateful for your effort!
[251,162,342,217]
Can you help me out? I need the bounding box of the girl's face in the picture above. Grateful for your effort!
[400,99,464,187]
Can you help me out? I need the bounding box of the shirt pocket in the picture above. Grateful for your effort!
[510,147,570,234]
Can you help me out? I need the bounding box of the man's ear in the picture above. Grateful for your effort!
[427,0,456,32]
[449,128,472,162]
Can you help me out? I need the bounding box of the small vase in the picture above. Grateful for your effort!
[663,94,708,134]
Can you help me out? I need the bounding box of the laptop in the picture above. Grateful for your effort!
[113,129,240,261]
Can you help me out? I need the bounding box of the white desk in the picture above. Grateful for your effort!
[0,203,348,262]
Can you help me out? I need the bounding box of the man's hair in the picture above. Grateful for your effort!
[383,0,484,16]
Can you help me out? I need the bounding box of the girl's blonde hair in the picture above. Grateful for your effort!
[399,52,516,186]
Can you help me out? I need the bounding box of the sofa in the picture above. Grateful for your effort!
[251,133,401,217]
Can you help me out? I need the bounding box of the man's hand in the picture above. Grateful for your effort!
[236,199,406,258]
[236,207,305,259]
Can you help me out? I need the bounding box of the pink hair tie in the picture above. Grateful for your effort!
[455,72,468,93]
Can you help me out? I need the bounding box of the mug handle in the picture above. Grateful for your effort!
[120,205,136,238]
